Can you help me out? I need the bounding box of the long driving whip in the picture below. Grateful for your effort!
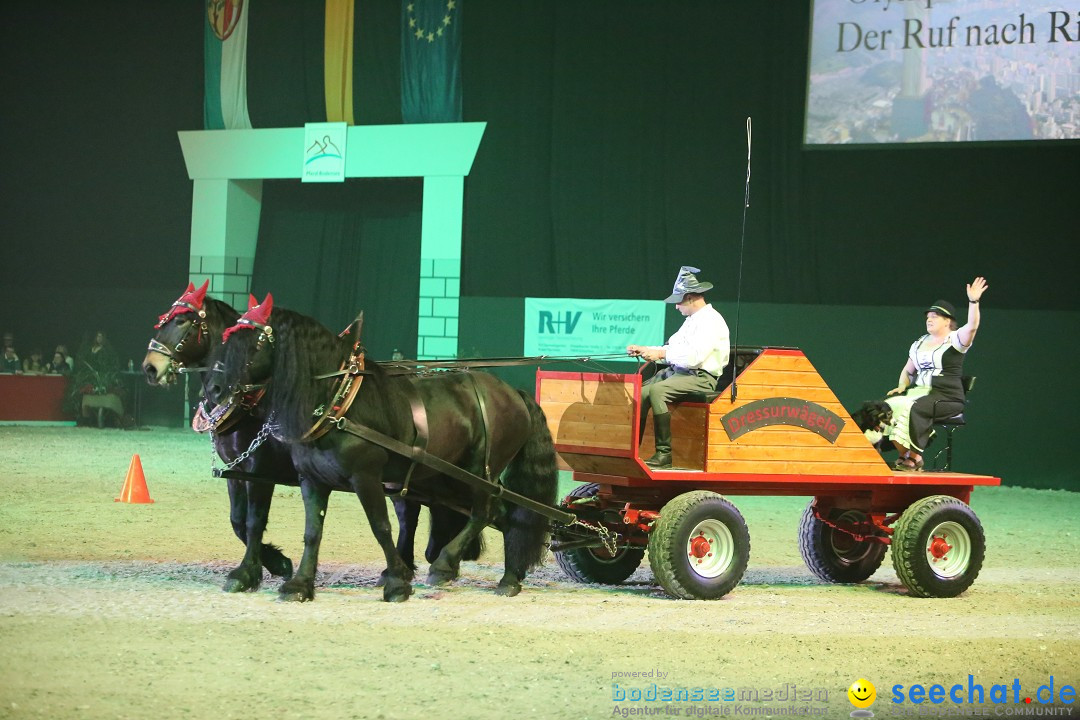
[729,117,751,402]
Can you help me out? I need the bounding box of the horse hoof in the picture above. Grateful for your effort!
[278,579,314,602]
[223,569,260,593]
[426,569,458,586]
[383,580,412,603]
[278,590,313,603]
[222,577,258,593]
[495,582,521,597]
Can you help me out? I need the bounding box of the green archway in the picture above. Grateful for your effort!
[177,122,485,358]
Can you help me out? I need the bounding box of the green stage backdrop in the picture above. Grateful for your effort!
[1,2,1076,490]
[461,297,1079,492]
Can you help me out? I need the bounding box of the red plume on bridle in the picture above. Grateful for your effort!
[155,280,210,328]
[223,292,274,343]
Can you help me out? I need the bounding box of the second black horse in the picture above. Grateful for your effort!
[205,294,559,602]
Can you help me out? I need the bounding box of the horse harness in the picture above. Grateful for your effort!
[304,317,507,512]
[210,314,573,524]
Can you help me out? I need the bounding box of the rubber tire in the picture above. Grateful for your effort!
[648,491,750,600]
[890,495,986,598]
[798,502,887,584]
[553,483,645,584]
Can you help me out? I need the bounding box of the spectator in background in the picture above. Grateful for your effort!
[55,344,75,372]
[2,345,20,373]
[68,330,125,426]
[47,350,71,375]
[2,332,17,373]
[22,349,46,373]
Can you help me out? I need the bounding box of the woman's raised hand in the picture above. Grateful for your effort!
[967,276,989,302]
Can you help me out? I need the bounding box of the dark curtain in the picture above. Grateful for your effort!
[459,2,831,303]
[246,0,402,127]
[245,0,1077,323]
[457,1,1078,311]
[251,179,422,360]
[246,2,327,127]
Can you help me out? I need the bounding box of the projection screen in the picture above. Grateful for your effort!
[805,0,1080,144]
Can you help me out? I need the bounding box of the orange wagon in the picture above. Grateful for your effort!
[537,346,999,600]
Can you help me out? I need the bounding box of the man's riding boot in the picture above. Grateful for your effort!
[638,409,649,445]
[645,412,672,469]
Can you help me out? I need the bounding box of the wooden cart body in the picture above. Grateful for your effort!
[537,347,999,511]
[538,347,998,600]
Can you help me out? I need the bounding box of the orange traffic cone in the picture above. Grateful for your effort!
[115,454,154,504]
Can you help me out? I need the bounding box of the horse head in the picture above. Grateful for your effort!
[142,280,213,386]
[206,293,276,407]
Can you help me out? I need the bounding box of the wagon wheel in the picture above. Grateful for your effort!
[890,495,986,598]
[553,483,645,584]
[647,491,750,600]
[798,502,887,584]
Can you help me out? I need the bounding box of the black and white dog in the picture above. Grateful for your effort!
[850,400,894,451]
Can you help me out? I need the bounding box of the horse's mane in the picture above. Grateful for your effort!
[201,297,240,340]
[262,308,392,441]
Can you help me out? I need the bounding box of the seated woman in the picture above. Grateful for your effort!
[884,276,988,471]
[68,330,125,427]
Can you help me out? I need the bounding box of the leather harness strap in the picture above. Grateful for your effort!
[301,313,367,443]
[398,377,429,497]
[464,372,493,482]
[331,415,575,525]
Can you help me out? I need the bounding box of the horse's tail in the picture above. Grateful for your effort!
[501,389,560,572]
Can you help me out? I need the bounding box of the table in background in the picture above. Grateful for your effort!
[0,374,73,422]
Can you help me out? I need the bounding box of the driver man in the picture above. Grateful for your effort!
[627,266,730,469]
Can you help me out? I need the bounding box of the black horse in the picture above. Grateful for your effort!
[205,294,558,602]
[142,282,473,593]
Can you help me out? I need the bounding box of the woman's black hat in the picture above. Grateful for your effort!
[926,300,956,319]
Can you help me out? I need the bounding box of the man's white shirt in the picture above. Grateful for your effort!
[662,304,730,376]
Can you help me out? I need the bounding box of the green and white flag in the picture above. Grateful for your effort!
[204,0,253,130]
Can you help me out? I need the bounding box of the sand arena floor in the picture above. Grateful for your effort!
[1,426,1078,720]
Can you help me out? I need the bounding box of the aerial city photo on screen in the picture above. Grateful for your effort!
[805,0,1080,144]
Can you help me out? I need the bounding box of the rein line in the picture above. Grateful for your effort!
[312,353,633,380]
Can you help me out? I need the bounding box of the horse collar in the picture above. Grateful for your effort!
[301,331,367,443]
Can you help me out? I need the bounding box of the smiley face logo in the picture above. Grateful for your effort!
[848,678,877,709]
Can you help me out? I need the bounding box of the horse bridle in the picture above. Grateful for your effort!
[149,300,210,381]
[191,318,273,435]
[210,315,276,415]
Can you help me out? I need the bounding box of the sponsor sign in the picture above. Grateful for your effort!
[303,122,347,183]
[524,298,664,358]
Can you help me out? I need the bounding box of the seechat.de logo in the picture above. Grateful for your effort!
[848,678,877,717]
